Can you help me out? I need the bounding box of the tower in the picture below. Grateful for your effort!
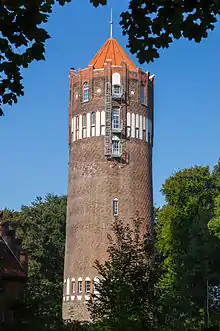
[63,35,154,321]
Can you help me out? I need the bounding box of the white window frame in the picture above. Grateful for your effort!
[82,114,87,138]
[91,112,95,126]
[71,278,75,293]
[85,280,91,293]
[76,116,79,140]
[112,108,120,130]
[112,140,120,156]
[113,198,118,216]
[83,82,89,102]
[78,280,82,293]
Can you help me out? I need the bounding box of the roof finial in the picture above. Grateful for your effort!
[110,8,113,38]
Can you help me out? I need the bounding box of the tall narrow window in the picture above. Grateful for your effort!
[83,82,89,102]
[76,116,79,140]
[82,114,87,138]
[140,84,145,104]
[112,108,120,130]
[85,280,91,293]
[112,140,120,155]
[78,280,82,293]
[91,112,95,126]
[113,199,118,216]
[71,279,75,293]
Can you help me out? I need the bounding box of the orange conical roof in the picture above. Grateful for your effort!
[89,38,137,70]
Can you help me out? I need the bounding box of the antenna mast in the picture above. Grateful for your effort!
[110,8,113,38]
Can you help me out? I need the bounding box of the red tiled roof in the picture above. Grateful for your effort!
[89,38,137,70]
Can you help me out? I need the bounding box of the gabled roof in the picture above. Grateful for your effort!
[89,37,137,71]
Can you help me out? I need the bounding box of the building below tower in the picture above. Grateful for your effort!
[63,36,154,321]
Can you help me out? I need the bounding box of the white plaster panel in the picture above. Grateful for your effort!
[87,113,91,138]
[71,296,75,301]
[146,118,148,142]
[101,126,105,135]
[66,278,70,295]
[73,117,76,142]
[77,295,82,301]
[85,295,90,301]
[143,116,146,130]
[101,110,105,125]
[96,111,100,136]
[136,114,139,128]
[112,72,120,85]
[139,115,143,140]
[79,115,82,139]
[91,126,95,137]
[131,113,135,138]
[127,112,131,126]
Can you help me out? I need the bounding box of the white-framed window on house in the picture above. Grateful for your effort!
[76,116,79,140]
[78,279,83,293]
[82,114,87,138]
[71,278,75,294]
[85,279,91,294]
[83,82,89,102]
[112,108,120,130]
[113,198,118,216]
[140,84,145,104]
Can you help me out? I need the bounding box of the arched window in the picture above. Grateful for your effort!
[82,114,87,138]
[85,277,91,294]
[83,82,89,102]
[113,198,118,216]
[78,277,83,293]
[112,73,121,98]
[71,278,75,294]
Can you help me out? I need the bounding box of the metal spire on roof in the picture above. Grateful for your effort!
[110,8,113,38]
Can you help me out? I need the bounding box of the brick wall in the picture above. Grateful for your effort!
[63,64,154,321]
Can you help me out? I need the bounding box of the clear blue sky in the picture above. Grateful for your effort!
[1,0,220,211]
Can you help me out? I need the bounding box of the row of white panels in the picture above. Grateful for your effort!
[71,111,153,143]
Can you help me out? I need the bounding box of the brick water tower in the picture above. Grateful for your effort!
[62,27,154,321]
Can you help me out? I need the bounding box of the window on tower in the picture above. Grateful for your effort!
[82,114,87,138]
[112,108,120,131]
[76,116,79,140]
[112,140,120,156]
[140,84,145,104]
[85,280,91,294]
[78,280,82,293]
[83,82,89,102]
[91,112,95,126]
[71,279,76,293]
[113,199,118,216]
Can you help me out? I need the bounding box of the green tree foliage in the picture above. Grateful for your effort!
[0,0,71,116]
[6,194,68,330]
[88,218,159,331]
[155,162,220,329]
